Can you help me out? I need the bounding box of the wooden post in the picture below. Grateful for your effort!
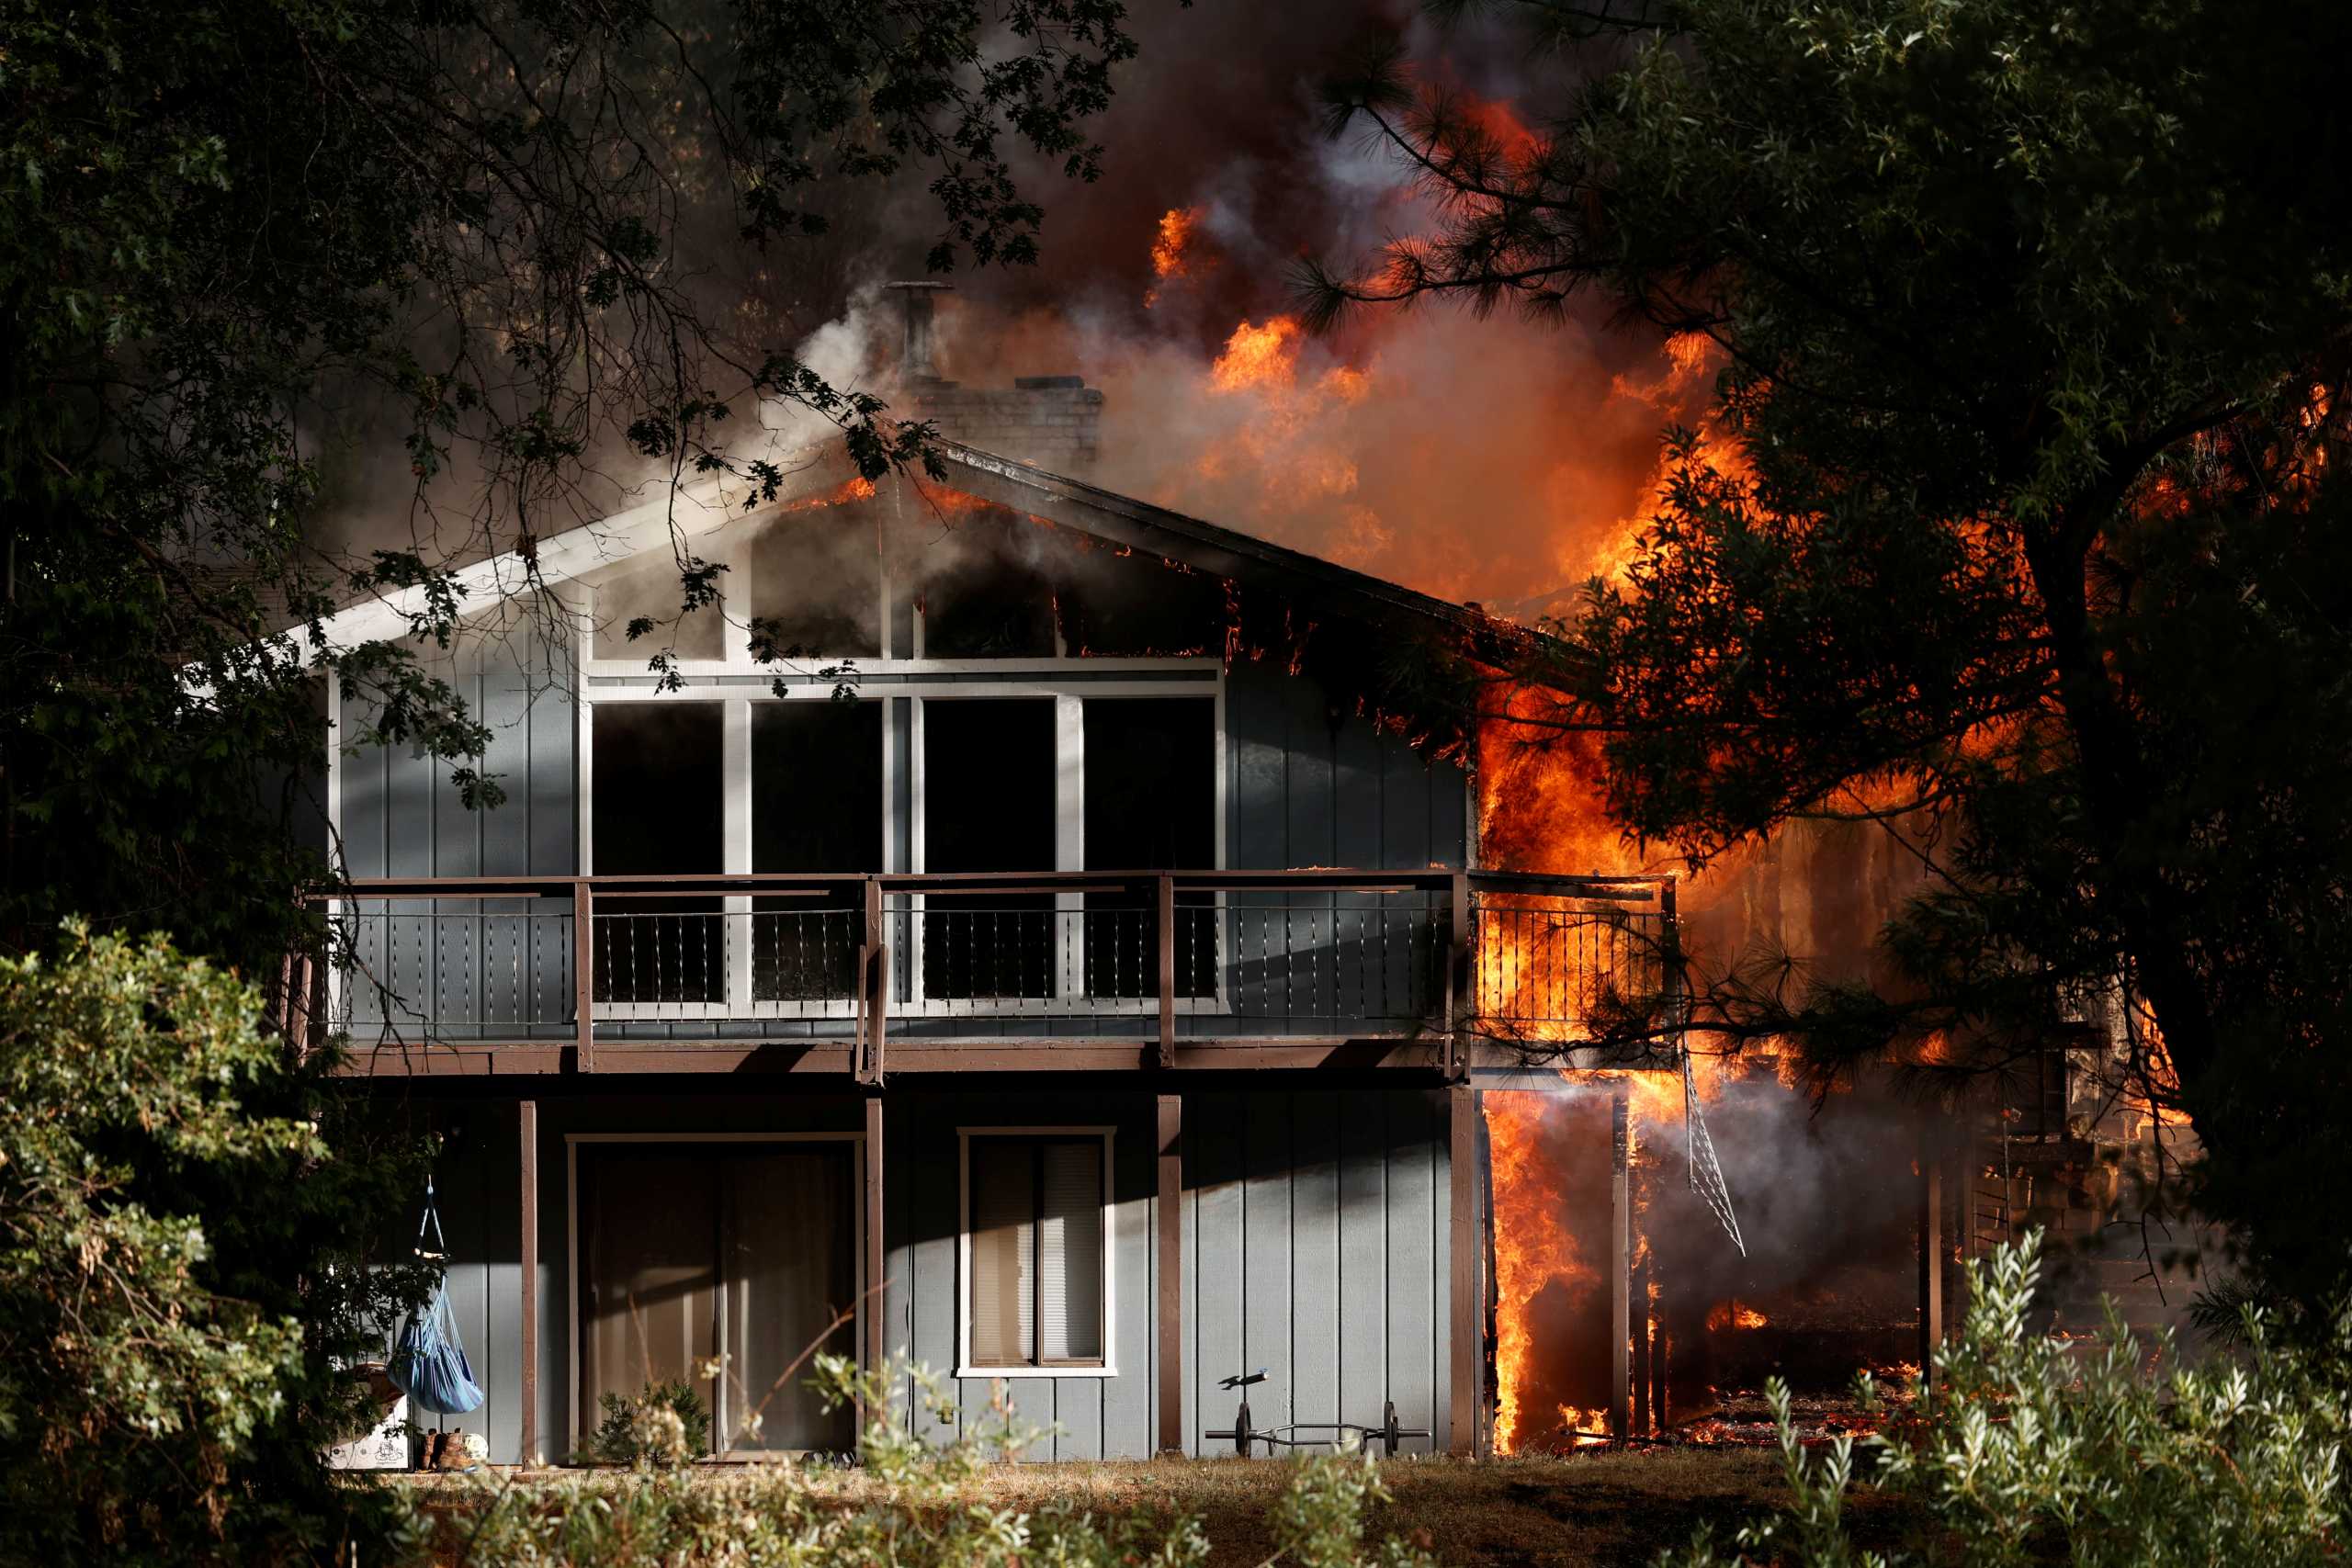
[867,942,888,1085]
[858,880,886,1085]
[1448,1085,1480,1452]
[1157,875,1176,1070]
[865,1096,888,1391]
[572,879,594,1072]
[1445,872,1472,1079]
[518,1099,539,1465]
[1917,1122,1943,1375]
[1156,1094,1183,1454]
[1610,1088,1631,1442]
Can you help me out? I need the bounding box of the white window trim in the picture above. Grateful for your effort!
[955,1125,1118,1379]
[564,1131,867,1461]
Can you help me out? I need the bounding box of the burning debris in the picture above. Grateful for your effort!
[1481,1063,1929,1457]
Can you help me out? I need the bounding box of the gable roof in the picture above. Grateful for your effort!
[304,439,1496,659]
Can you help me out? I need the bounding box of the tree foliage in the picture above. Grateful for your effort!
[1659,1234,2352,1567]
[1315,0,2352,1310]
[0,0,1149,974]
[0,926,433,1563]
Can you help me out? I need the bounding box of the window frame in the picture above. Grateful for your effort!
[955,1125,1118,1378]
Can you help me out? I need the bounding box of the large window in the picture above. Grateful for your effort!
[593,702,724,875]
[592,702,724,1003]
[922,699,1055,998]
[1084,697,1216,997]
[961,1132,1111,1371]
[751,702,882,1002]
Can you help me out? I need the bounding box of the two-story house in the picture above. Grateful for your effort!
[295,296,1674,1466]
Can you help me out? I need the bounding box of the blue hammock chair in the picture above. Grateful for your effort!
[387,1179,485,1418]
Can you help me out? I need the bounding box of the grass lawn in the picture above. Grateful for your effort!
[401,1447,1918,1567]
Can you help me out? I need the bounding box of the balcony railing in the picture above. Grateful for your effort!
[292,869,1673,1072]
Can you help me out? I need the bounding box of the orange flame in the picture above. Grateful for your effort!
[1707,1302,1769,1332]
[1211,317,1304,392]
[1145,206,1213,308]
[1487,1071,1699,1453]
[1152,207,1202,279]
[1486,1089,1591,1453]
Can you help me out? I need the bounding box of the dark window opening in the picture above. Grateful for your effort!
[1057,554,1227,657]
[751,702,881,1000]
[742,508,883,659]
[1084,698,1216,998]
[753,702,882,873]
[593,702,722,1002]
[923,699,1054,998]
[921,550,1057,658]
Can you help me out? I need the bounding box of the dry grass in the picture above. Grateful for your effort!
[945,1451,1800,1568]
[399,1447,1918,1567]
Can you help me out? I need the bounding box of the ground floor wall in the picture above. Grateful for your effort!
[408,1084,1453,1464]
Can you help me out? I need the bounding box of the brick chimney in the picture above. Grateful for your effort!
[885,281,1103,472]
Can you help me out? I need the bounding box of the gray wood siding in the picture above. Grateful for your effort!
[883,1091,1159,1461]
[340,615,576,883]
[1218,667,1469,1034]
[1182,1089,1452,1458]
[340,617,579,1041]
[1224,664,1468,874]
[408,1086,1453,1465]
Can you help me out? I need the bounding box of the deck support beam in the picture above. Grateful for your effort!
[1610,1087,1631,1443]
[865,1096,888,1384]
[519,1098,539,1465]
[1447,1084,1480,1453]
[1156,1094,1183,1455]
[571,880,594,1072]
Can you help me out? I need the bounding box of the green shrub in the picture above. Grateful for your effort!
[0,925,433,1563]
[415,1354,1441,1566]
[1658,1231,2352,1567]
[592,1379,716,1468]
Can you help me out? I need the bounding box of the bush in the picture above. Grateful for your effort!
[0,925,432,1563]
[1658,1232,2352,1567]
[414,1354,1443,1566]
[592,1380,716,1468]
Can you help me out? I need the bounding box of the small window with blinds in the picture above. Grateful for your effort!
[961,1132,1111,1371]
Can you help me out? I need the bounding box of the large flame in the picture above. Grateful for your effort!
[1485,1068,1713,1454]
[1210,317,1304,392]
[1486,1089,1594,1453]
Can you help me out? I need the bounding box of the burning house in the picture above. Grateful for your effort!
[296,287,2198,1468]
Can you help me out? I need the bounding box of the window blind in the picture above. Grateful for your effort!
[1038,1142,1103,1362]
[967,1136,1105,1368]
[969,1144,1035,1365]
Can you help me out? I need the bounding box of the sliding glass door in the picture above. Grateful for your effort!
[578,1141,856,1456]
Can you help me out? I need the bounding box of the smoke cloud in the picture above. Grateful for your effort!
[767,0,1713,617]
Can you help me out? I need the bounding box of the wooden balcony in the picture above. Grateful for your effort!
[289,869,1673,1077]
